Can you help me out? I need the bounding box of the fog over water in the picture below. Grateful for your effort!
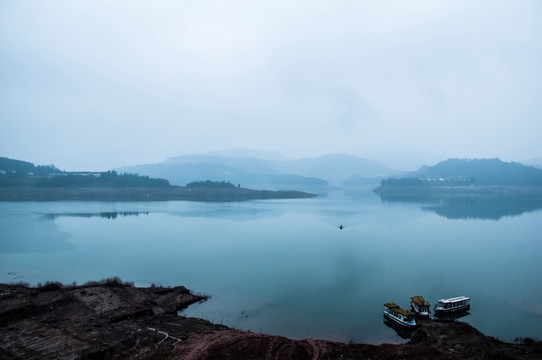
[1,1,541,170]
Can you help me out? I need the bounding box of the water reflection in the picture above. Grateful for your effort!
[382,315,415,339]
[45,211,148,220]
[378,194,542,220]
[433,309,471,321]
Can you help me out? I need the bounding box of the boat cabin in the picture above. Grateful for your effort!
[434,296,470,314]
[410,296,431,317]
[383,302,417,327]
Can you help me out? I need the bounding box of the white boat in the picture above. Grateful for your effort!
[383,302,417,327]
[434,296,470,315]
[410,296,431,318]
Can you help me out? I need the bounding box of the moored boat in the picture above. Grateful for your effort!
[434,296,470,315]
[410,296,431,318]
[383,302,417,327]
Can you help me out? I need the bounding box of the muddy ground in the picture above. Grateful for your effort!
[1,282,540,359]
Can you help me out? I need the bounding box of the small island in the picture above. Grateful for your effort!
[0,157,315,202]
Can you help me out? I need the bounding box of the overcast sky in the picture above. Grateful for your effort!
[1,1,541,171]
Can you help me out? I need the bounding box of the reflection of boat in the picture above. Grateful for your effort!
[434,296,470,315]
[410,296,431,318]
[383,315,416,339]
[383,302,417,327]
[434,308,470,321]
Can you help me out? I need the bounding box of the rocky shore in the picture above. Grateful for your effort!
[1,281,540,360]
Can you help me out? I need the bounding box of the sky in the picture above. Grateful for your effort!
[1,0,541,171]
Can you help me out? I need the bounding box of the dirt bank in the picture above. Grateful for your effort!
[1,282,540,359]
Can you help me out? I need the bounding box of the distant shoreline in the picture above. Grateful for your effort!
[373,184,542,197]
[0,185,316,202]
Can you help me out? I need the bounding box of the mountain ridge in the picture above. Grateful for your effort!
[120,152,399,188]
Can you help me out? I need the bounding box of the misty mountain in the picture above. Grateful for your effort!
[279,154,397,185]
[522,157,542,170]
[118,152,398,189]
[2,154,327,192]
[404,158,542,185]
[201,149,289,161]
[165,154,280,175]
[117,161,327,190]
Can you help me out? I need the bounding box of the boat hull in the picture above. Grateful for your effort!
[383,311,417,328]
[411,303,430,318]
[415,311,430,318]
[434,304,470,315]
[410,296,431,319]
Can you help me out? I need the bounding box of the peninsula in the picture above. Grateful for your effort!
[0,157,315,201]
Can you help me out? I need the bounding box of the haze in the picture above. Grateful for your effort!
[1,1,541,171]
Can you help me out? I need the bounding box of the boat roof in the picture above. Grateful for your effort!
[384,302,414,316]
[437,296,470,304]
[411,296,430,306]
[384,302,399,309]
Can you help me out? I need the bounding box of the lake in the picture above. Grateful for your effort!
[1,188,541,344]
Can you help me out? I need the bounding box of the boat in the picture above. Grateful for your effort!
[433,296,470,315]
[383,302,417,327]
[410,296,431,318]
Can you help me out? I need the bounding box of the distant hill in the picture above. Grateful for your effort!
[0,157,60,176]
[117,161,327,190]
[410,158,542,185]
[279,154,397,185]
[119,152,398,189]
[374,158,542,196]
[1,157,170,188]
[201,148,288,161]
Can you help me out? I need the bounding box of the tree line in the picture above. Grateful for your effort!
[186,180,237,188]
[36,171,170,187]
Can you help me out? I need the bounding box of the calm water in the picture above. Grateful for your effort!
[1,189,541,344]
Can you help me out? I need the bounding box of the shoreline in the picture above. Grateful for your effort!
[373,184,542,197]
[0,186,316,202]
[1,281,540,359]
